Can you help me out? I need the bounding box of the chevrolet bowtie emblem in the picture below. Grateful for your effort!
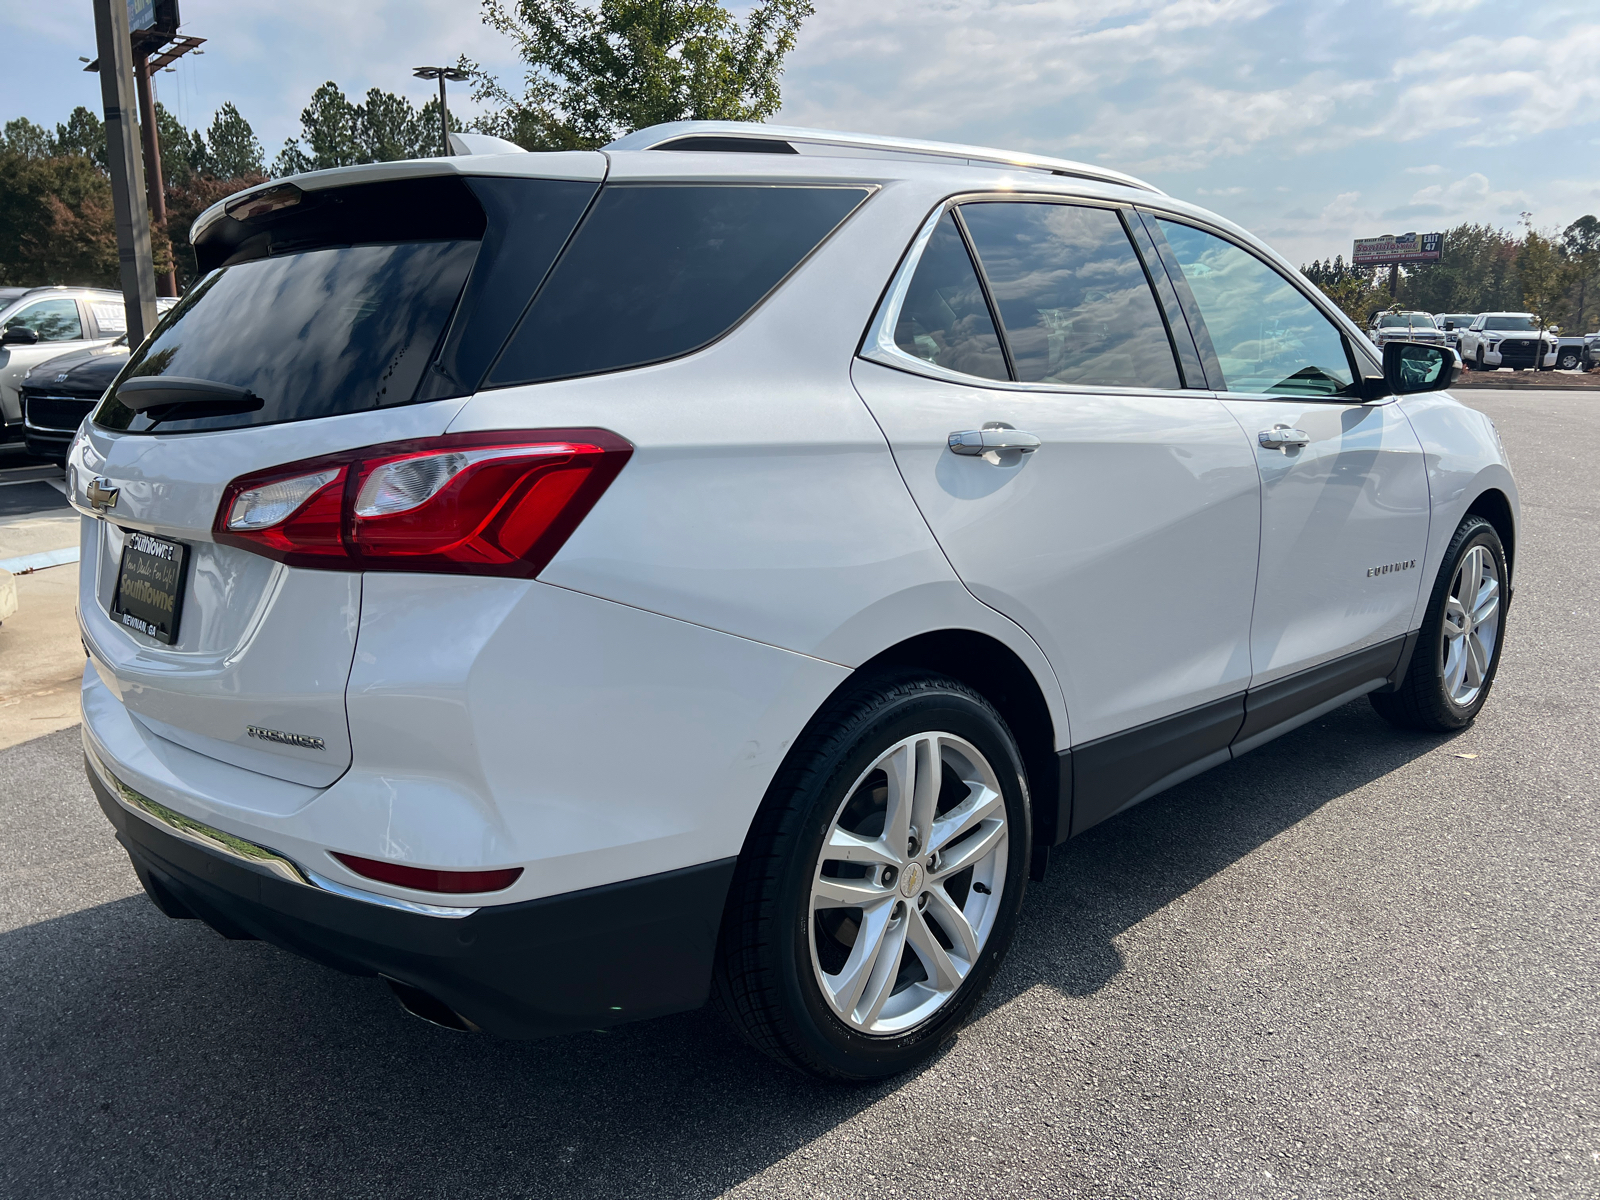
[86,477,120,513]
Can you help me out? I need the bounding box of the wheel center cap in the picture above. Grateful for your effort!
[900,861,924,898]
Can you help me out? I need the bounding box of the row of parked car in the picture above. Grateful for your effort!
[1367,308,1599,372]
[0,285,177,463]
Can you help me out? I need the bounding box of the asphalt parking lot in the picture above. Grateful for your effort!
[1,390,1595,1200]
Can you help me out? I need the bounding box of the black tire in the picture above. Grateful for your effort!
[1558,351,1581,370]
[1371,516,1508,732]
[713,672,1031,1081]
[1476,347,1492,371]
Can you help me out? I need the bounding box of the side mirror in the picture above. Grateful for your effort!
[1443,321,1456,331]
[1,325,39,346]
[1383,340,1459,395]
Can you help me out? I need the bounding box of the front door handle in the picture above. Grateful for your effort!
[948,428,1043,456]
[1258,425,1311,450]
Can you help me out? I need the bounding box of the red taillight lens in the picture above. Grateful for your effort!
[213,429,632,576]
[332,852,523,895]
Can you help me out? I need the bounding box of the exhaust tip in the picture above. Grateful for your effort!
[383,976,478,1033]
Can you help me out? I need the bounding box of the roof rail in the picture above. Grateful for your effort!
[604,121,1164,196]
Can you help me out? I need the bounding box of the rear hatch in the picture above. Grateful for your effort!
[75,162,604,787]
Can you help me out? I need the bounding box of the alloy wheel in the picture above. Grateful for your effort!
[808,732,1009,1036]
[1443,544,1501,708]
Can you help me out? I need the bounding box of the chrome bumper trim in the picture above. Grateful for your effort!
[302,870,477,919]
[87,746,479,918]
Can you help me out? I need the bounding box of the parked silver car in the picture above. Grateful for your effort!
[0,287,172,442]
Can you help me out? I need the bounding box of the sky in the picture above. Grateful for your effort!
[4,0,1598,268]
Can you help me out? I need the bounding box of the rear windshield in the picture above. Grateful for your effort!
[486,184,871,387]
[95,241,476,434]
[94,174,597,435]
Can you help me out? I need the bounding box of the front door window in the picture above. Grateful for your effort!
[1154,220,1355,398]
[6,298,83,342]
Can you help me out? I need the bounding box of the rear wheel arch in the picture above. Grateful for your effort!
[836,630,1061,857]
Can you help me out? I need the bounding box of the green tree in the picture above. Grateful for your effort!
[1517,227,1571,331]
[0,146,118,287]
[2,118,54,159]
[53,107,106,168]
[469,0,814,150]
[271,83,452,174]
[1561,215,1600,333]
[1302,255,1388,324]
[155,101,194,187]
[273,81,361,174]
[196,102,265,179]
[1395,223,1521,315]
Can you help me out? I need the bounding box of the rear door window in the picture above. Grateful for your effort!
[487,184,871,387]
[959,202,1181,389]
[890,210,1009,381]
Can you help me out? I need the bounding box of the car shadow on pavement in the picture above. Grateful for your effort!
[0,698,1457,1199]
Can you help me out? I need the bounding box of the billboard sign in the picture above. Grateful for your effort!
[128,0,156,31]
[1352,231,1444,267]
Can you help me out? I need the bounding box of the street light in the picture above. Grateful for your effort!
[413,66,469,156]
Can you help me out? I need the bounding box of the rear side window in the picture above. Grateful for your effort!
[1156,220,1355,398]
[959,202,1180,389]
[487,184,871,387]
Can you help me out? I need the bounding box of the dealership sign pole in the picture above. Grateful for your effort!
[93,0,160,346]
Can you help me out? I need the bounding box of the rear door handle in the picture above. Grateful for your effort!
[948,428,1043,456]
[1258,425,1310,450]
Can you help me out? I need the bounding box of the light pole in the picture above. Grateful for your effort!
[413,66,469,156]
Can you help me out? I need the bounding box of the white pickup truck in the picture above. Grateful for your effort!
[1459,312,1558,371]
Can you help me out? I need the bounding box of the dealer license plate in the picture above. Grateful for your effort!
[111,530,188,645]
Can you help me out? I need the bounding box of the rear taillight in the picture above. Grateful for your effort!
[214,429,631,576]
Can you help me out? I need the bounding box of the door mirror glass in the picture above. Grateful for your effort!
[1,324,39,345]
[1383,341,1457,394]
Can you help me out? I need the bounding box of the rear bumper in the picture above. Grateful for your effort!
[91,756,736,1038]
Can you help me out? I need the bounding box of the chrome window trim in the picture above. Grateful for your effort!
[858,194,1204,401]
[86,745,480,919]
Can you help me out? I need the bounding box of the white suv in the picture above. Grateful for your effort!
[72,123,1516,1080]
[1458,312,1558,370]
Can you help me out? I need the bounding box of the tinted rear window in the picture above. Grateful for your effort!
[94,174,599,435]
[487,184,871,387]
[95,240,477,434]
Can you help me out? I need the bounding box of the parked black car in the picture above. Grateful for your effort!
[21,337,129,463]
